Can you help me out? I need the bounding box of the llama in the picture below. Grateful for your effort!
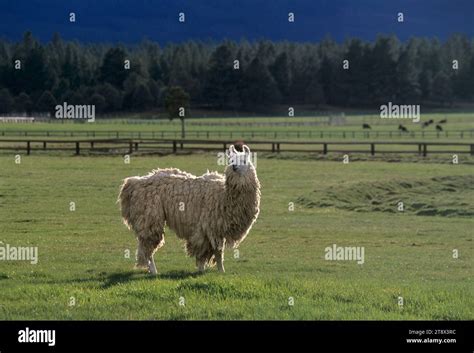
[118,145,261,275]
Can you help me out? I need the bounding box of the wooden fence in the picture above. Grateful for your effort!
[1,129,473,140]
[0,138,473,157]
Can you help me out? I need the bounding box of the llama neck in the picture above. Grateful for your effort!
[220,171,260,242]
[223,172,260,214]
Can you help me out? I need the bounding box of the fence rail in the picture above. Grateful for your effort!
[1,138,473,157]
[1,129,473,140]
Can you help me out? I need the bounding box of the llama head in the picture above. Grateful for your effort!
[225,144,254,176]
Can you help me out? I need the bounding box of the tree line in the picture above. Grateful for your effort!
[0,32,473,116]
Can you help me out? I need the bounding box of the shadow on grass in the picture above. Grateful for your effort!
[101,270,203,289]
[24,269,204,288]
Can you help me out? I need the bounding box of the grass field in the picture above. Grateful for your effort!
[1,113,474,141]
[0,152,472,320]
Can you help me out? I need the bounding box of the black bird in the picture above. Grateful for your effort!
[362,123,371,129]
[428,119,434,124]
[422,121,430,128]
[399,124,408,132]
[439,119,447,124]
[436,125,443,132]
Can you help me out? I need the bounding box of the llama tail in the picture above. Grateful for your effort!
[118,176,140,229]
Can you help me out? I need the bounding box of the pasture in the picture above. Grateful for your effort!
[0,151,472,320]
[1,112,473,141]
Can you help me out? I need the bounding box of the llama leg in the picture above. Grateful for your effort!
[196,258,206,272]
[215,249,225,273]
[148,256,157,275]
[214,239,226,273]
[196,251,213,272]
[187,235,213,272]
[148,232,164,275]
[136,230,164,275]
[136,238,150,269]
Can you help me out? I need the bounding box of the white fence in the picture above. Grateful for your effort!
[0,117,35,123]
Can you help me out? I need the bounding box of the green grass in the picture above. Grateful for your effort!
[0,153,472,320]
[298,175,474,217]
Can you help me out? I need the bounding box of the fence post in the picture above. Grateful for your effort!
[277,143,280,153]
[423,144,427,157]
[75,142,80,155]
[91,141,94,149]
[173,141,177,153]
[223,143,227,152]
[43,142,47,150]
[129,141,133,154]
[135,142,138,151]
[27,141,30,155]
[471,144,474,156]
[370,143,375,156]
[418,144,422,155]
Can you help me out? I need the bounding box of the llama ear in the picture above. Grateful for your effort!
[243,145,251,154]
[229,145,236,155]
